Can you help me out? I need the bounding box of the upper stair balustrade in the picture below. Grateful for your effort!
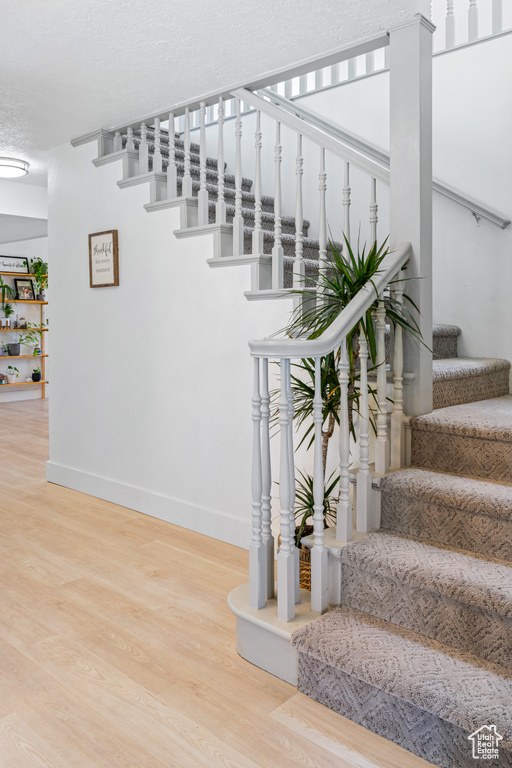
[247,242,412,621]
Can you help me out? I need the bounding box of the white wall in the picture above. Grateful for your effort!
[46,140,294,548]
[0,236,49,403]
[0,179,47,219]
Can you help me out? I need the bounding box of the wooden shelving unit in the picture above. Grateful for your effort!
[0,270,48,399]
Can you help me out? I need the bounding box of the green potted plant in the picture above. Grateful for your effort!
[30,257,48,300]
[6,365,19,384]
[0,276,14,308]
[2,302,15,329]
[32,367,41,382]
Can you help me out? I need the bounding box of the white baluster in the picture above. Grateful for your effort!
[139,123,149,174]
[286,360,299,604]
[252,110,263,254]
[272,122,284,289]
[318,148,327,293]
[365,51,375,74]
[153,118,163,173]
[261,359,275,599]
[167,112,177,199]
[284,80,293,99]
[126,126,135,151]
[113,131,122,151]
[348,57,357,80]
[249,358,265,609]
[277,358,295,622]
[337,341,353,542]
[233,98,244,257]
[357,332,372,532]
[198,102,208,225]
[314,69,323,90]
[294,134,304,289]
[299,74,308,95]
[492,0,502,34]
[468,0,478,41]
[183,108,193,198]
[206,105,215,124]
[446,0,456,48]
[330,63,340,86]
[390,271,405,468]
[375,300,390,475]
[311,356,329,614]
[343,161,351,245]
[216,98,226,224]
[369,177,378,246]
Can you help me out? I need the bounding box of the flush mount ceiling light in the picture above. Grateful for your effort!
[0,157,30,179]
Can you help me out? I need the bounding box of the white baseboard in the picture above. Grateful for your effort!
[46,460,250,549]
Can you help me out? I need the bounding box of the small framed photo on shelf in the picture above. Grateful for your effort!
[14,278,35,301]
[0,256,29,274]
[89,230,119,288]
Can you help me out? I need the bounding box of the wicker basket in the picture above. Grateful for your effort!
[278,525,312,591]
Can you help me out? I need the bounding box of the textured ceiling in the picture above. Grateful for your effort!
[0,0,413,187]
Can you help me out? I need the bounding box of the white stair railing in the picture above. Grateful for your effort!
[248,242,412,621]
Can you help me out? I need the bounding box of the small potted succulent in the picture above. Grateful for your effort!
[6,365,19,384]
[32,367,41,382]
[2,302,14,329]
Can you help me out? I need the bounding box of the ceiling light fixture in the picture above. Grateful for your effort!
[0,157,30,179]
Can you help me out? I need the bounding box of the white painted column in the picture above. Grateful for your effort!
[252,111,263,254]
[233,98,244,257]
[294,134,305,289]
[357,333,372,532]
[277,358,295,622]
[343,162,351,245]
[337,341,353,542]
[272,122,284,289]
[375,300,389,474]
[390,271,405,468]
[389,15,433,417]
[468,0,478,42]
[492,0,502,34]
[113,131,122,151]
[182,108,193,197]
[318,148,327,293]
[310,356,328,614]
[153,118,163,173]
[139,123,149,174]
[197,102,208,225]
[446,0,456,49]
[260,359,275,599]
[369,177,378,245]
[216,98,227,224]
[249,357,265,609]
[167,112,178,199]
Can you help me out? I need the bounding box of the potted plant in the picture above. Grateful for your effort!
[32,367,41,382]
[0,276,14,308]
[2,302,15,329]
[6,365,19,384]
[30,257,48,300]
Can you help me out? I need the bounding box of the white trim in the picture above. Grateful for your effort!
[46,460,250,549]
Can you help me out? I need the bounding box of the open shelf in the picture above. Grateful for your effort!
[0,271,47,278]
[0,327,48,332]
[8,300,48,305]
[0,354,47,360]
[0,381,48,387]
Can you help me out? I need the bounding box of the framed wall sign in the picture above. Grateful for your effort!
[88,230,119,288]
[0,255,29,274]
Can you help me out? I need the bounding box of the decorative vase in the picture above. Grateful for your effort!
[7,343,20,356]
[6,375,16,384]
[32,372,41,382]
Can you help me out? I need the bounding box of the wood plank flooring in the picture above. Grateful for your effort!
[0,399,432,768]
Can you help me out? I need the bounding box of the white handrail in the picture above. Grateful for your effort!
[249,242,412,359]
[260,89,511,230]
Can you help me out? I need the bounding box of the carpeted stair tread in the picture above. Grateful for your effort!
[292,605,512,752]
[382,468,512,522]
[432,324,462,359]
[432,357,510,409]
[412,395,512,441]
[207,201,310,237]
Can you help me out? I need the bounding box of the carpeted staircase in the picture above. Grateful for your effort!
[125,127,333,288]
[292,327,512,768]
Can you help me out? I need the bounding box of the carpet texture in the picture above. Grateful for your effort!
[432,358,510,409]
[432,324,461,359]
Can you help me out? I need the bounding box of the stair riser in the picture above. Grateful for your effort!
[241,230,321,261]
[411,429,512,483]
[220,208,308,237]
[381,492,512,562]
[339,562,512,670]
[174,163,252,192]
[297,655,490,768]
[384,328,460,363]
[434,370,509,409]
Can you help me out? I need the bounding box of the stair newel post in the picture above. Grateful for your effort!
[261,358,275,599]
[294,133,305,290]
[197,102,209,225]
[390,271,405,468]
[126,126,134,151]
[318,147,327,297]
[153,118,163,173]
[139,123,149,174]
[343,161,351,246]
[446,0,455,49]
[113,131,122,152]
[183,108,193,198]
[277,358,296,622]
[311,356,329,614]
[285,359,300,603]
[468,0,478,42]
[356,330,373,532]
[337,340,353,542]
[167,112,178,199]
[249,357,266,609]
[252,110,263,254]
[375,300,390,475]
[233,98,244,257]
[492,0,502,34]
[369,177,378,246]
[272,121,284,289]
[216,97,227,224]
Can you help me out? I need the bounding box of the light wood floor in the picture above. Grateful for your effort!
[0,399,431,768]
